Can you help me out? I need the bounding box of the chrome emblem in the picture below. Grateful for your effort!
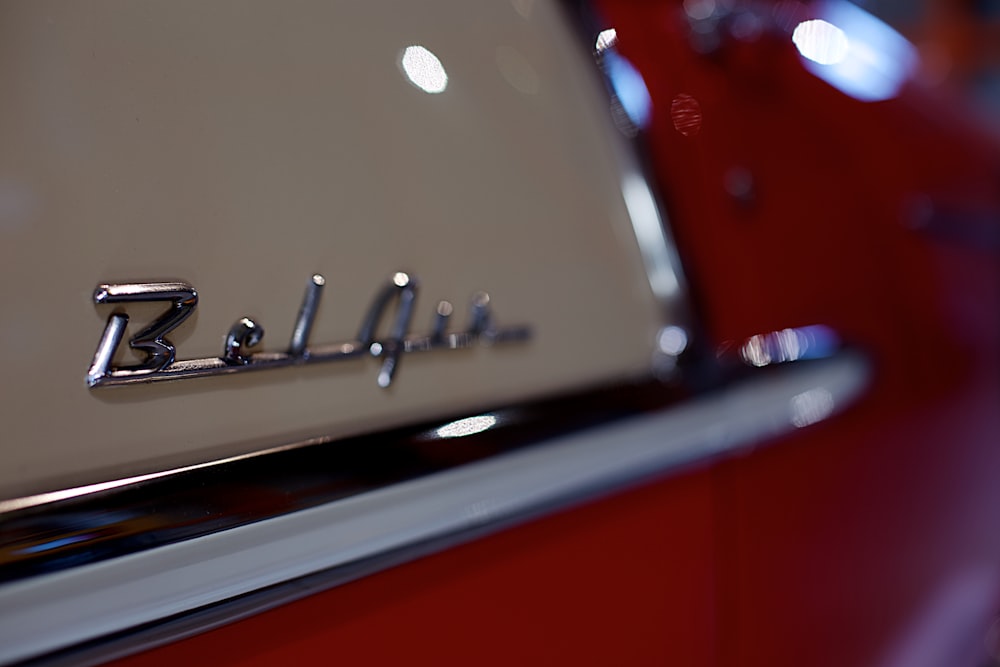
[87,272,531,389]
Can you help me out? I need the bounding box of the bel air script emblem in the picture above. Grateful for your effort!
[87,272,531,389]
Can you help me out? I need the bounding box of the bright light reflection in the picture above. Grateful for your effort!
[790,388,835,427]
[604,51,652,129]
[658,326,689,356]
[401,45,448,94]
[792,1,917,102]
[0,438,313,513]
[792,20,849,65]
[622,173,680,300]
[740,325,839,367]
[436,415,497,439]
[595,28,618,53]
[17,534,94,555]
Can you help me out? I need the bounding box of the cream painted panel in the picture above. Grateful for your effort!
[0,0,673,497]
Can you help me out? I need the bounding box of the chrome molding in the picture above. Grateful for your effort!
[87,272,531,389]
[0,378,683,576]
[561,0,699,377]
[584,4,690,311]
[0,351,870,666]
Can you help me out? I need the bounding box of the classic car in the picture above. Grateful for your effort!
[1,0,998,665]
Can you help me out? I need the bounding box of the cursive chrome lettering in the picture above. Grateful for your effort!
[87,273,531,389]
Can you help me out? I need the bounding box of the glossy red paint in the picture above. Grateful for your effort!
[112,2,1000,665]
[600,1,1000,665]
[108,473,716,667]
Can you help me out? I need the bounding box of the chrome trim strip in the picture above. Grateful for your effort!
[0,352,869,666]
[564,0,692,320]
[620,171,683,302]
[0,378,680,579]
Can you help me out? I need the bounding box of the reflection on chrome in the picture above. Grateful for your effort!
[792,1,917,102]
[792,19,849,66]
[87,273,531,389]
[436,414,498,439]
[602,51,652,130]
[789,387,835,427]
[595,28,618,54]
[400,45,448,94]
[738,325,840,367]
[657,325,689,356]
[621,173,681,301]
[288,274,325,357]
[16,534,93,556]
[0,351,870,664]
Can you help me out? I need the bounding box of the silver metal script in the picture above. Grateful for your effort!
[87,272,531,389]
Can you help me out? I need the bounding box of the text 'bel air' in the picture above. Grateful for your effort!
[87,272,532,389]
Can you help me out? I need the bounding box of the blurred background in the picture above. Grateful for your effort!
[859,0,1000,126]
